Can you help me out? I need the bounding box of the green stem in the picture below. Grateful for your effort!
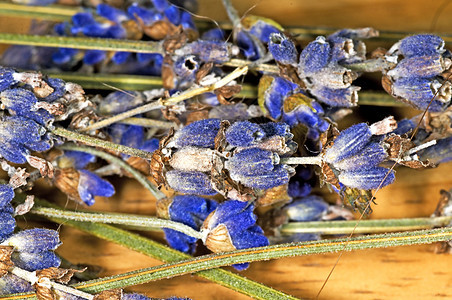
[0,33,164,54]
[43,71,163,91]
[30,206,203,239]
[66,227,452,293]
[8,225,452,298]
[2,2,452,45]
[51,127,154,160]
[281,216,452,235]
[23,199,300,300]
[58,144,166,200]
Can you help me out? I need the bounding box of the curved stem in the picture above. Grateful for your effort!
[83,66,248,131]
[280,216,452,235]
[9,267,94,300]
[221,0,241,28]
[58,144,166,200]
[51,127,154,160]
[30,207,204,240]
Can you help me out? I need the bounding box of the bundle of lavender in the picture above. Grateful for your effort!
[0,0,451,299]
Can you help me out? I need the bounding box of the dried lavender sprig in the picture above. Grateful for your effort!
[10,227,452,297]
[9,267,94,300]
[30,207,205,240]
[0,33,164,54]
[83,66,248,131]
[58,144,166,200]
[281,216,452,235]
[51,127,154,159]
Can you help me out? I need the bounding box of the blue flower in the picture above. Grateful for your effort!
[390,76,450,112]
[283,195,329,222]
[177,40,234,63]
[225,121,265,147]
[0,115,51,164]
[54,151,115,206]
[258,75,299,119]
[0,274,33,295]
[0,184,15,242]
[171,118,221,148]
[268,32,298,65]
[418,136,452,164]
[202,200,269,270]
[161,195,217,254]
[322,123,395,190]
[165,170,217,195]
[397,34,445,57]
[173,55,200,81]
[242,15,282,43]
[299,36,331,75]
[3,229,61,271]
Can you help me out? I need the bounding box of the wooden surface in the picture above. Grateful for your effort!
[7,0,452,299]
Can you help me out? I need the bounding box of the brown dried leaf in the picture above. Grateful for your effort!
[161,55,175,90]
[54,168,81,203]
[321,163,340,191]
[256,184,292,207]
[196,62,214,83]
[214,85,242,105]
[14,195,35,216]
[93,289,123,300]
[214,120,230,151]
[278,64,306,89]
[0,246,14,277]
[162,27,187,52]
[384,135,414,159]
[144,20,178,40]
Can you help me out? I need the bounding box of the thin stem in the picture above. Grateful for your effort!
[58,144,166,200]
[0,33,164,54]
[43,71,163,91]
[83,66,248,131]
[0,2,80,21]
[280,156,322,166]
[342,58,395,73]
[9,267,94,300]
[13,227,452,298]
[221,0,241,28]
[280,216,452,235]
[223,58,280,73]
[120,117,176,129]
[28,198,299,300]
[30,206,204,239]
[51,127,154,160]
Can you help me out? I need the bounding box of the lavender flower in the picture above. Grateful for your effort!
[384,34,451,111]
[3,229,61,271]
[321,123,395,190]
[54,151,115,206]
[0,184,15,242]
[201,200,269,270]
[268,32,298,65]
[159,195,217,254]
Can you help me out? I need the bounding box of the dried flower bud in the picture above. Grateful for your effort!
[202,200,268,270]
[165,170,217,195]
[283,195,329,221]
[268,32,298,65]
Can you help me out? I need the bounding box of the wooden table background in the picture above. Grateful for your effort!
[4,0,452,299]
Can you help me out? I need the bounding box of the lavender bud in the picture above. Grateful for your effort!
[338,167,395,190]
[398,34,445,57]
[171,118,221,148]
[165,170,217,195]
[268,32,298,65]
[11,251,60,271]
[225,121,265,147]
[4,228,60,253]
[226,148,279,176]
[299,36,331,75]
[387,55,451,79]
[283,195,329,221]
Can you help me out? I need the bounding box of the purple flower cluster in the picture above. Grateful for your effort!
[322,123,394,191]
[298,28,377,107]
[384,34,452,111]
[162,119,296,198]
